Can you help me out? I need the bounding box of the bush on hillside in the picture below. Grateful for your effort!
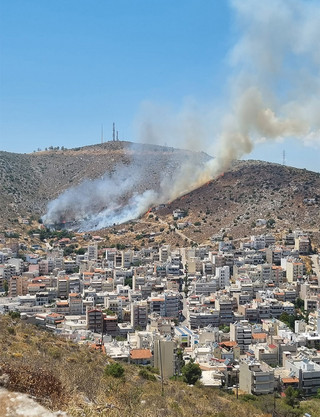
[104,362,124,378]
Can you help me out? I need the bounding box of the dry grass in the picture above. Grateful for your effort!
[0,315,269,417]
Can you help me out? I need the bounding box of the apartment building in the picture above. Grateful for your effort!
[215,296,234,324]
[153,337,176,379]
[286,358,320,396]
[239,360,275,395]
[230,321,252,353]
[286,261,304,283]
[131,301,148,329]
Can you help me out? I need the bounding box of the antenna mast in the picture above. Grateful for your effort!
[282,150,286,166]
[113,123,115,141]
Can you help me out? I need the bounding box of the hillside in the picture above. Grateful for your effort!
[0,141,210,229]
[80,161,320,249]
[1,142,320,244]
[155,161,320,243]
[0,315,269,417]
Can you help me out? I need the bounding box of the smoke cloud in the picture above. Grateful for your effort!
[42,148,208,230]
[43,0,320,230]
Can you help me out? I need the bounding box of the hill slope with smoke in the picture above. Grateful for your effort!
[42,0,320,231]
[3,0,320,231]
[0,142,210,229]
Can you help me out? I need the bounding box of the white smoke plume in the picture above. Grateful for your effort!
[43,0,320,230]
[42,148,208,230]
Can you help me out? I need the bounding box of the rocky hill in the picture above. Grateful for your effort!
[1,142,320,245]
[0,141,209,229]
[155,160,320,243]
[88,160,320,249]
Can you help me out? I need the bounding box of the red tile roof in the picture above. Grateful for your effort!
[130,349,152,360]
[252,333,267,339]
[282,377,299,384]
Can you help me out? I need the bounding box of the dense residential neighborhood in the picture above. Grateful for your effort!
[1,225,320,398]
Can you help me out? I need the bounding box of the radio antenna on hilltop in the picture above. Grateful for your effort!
[282,150,286,166]
[101,124,104,144]
[113,122,115,141]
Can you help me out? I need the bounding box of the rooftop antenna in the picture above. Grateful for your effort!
[113,123,115,141]
[101,124,104,144]
[282,150,286,166]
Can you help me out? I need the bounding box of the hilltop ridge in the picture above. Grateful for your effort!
[1,142,320,240]
[0,141,210,228]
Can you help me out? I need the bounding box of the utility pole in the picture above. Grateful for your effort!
[158,339,164,396]
[235,368,239,399]
[100,323,104,352]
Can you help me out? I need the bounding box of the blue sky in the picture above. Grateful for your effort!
[0,0,319,172]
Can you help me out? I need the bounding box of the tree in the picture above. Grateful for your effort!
[8,311,20,319]
[267,218,275,228]
[104,362,124,378]
[284,386,300,408]
[279,312,290,324]
[182,360,202,385]
[294,298,304,310]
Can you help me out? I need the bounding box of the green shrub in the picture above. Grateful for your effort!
[138,367,156,381]
[104,362,124,378]
[181,360,202,385]
[240,394,257,402]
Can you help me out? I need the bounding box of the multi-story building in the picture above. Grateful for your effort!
[215,296,234,324]
[164,292,180,318]
[194,279,218,296]
[215,266,230,289]
[286,261,304,283]
[57,276,69,299]
[239,360,275,395]
[69,293,83,315]
[230,321,252,353]
[286,359,320,396]
[86,308,103,333]
[153,337,176,379]
[122,251,133,268]
[149,295,166,317]
[251,235,266,250]
[9,275,29,297]
[259,264,274,282]
[86,244,98,261]
[189,310,220,329]
[295,236,311,255]
[104,315,118,336]
[159,245,170,262]
[131,301,148,329]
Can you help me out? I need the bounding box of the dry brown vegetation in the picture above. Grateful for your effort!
[0,315,269,417]
[92,160,320,249]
